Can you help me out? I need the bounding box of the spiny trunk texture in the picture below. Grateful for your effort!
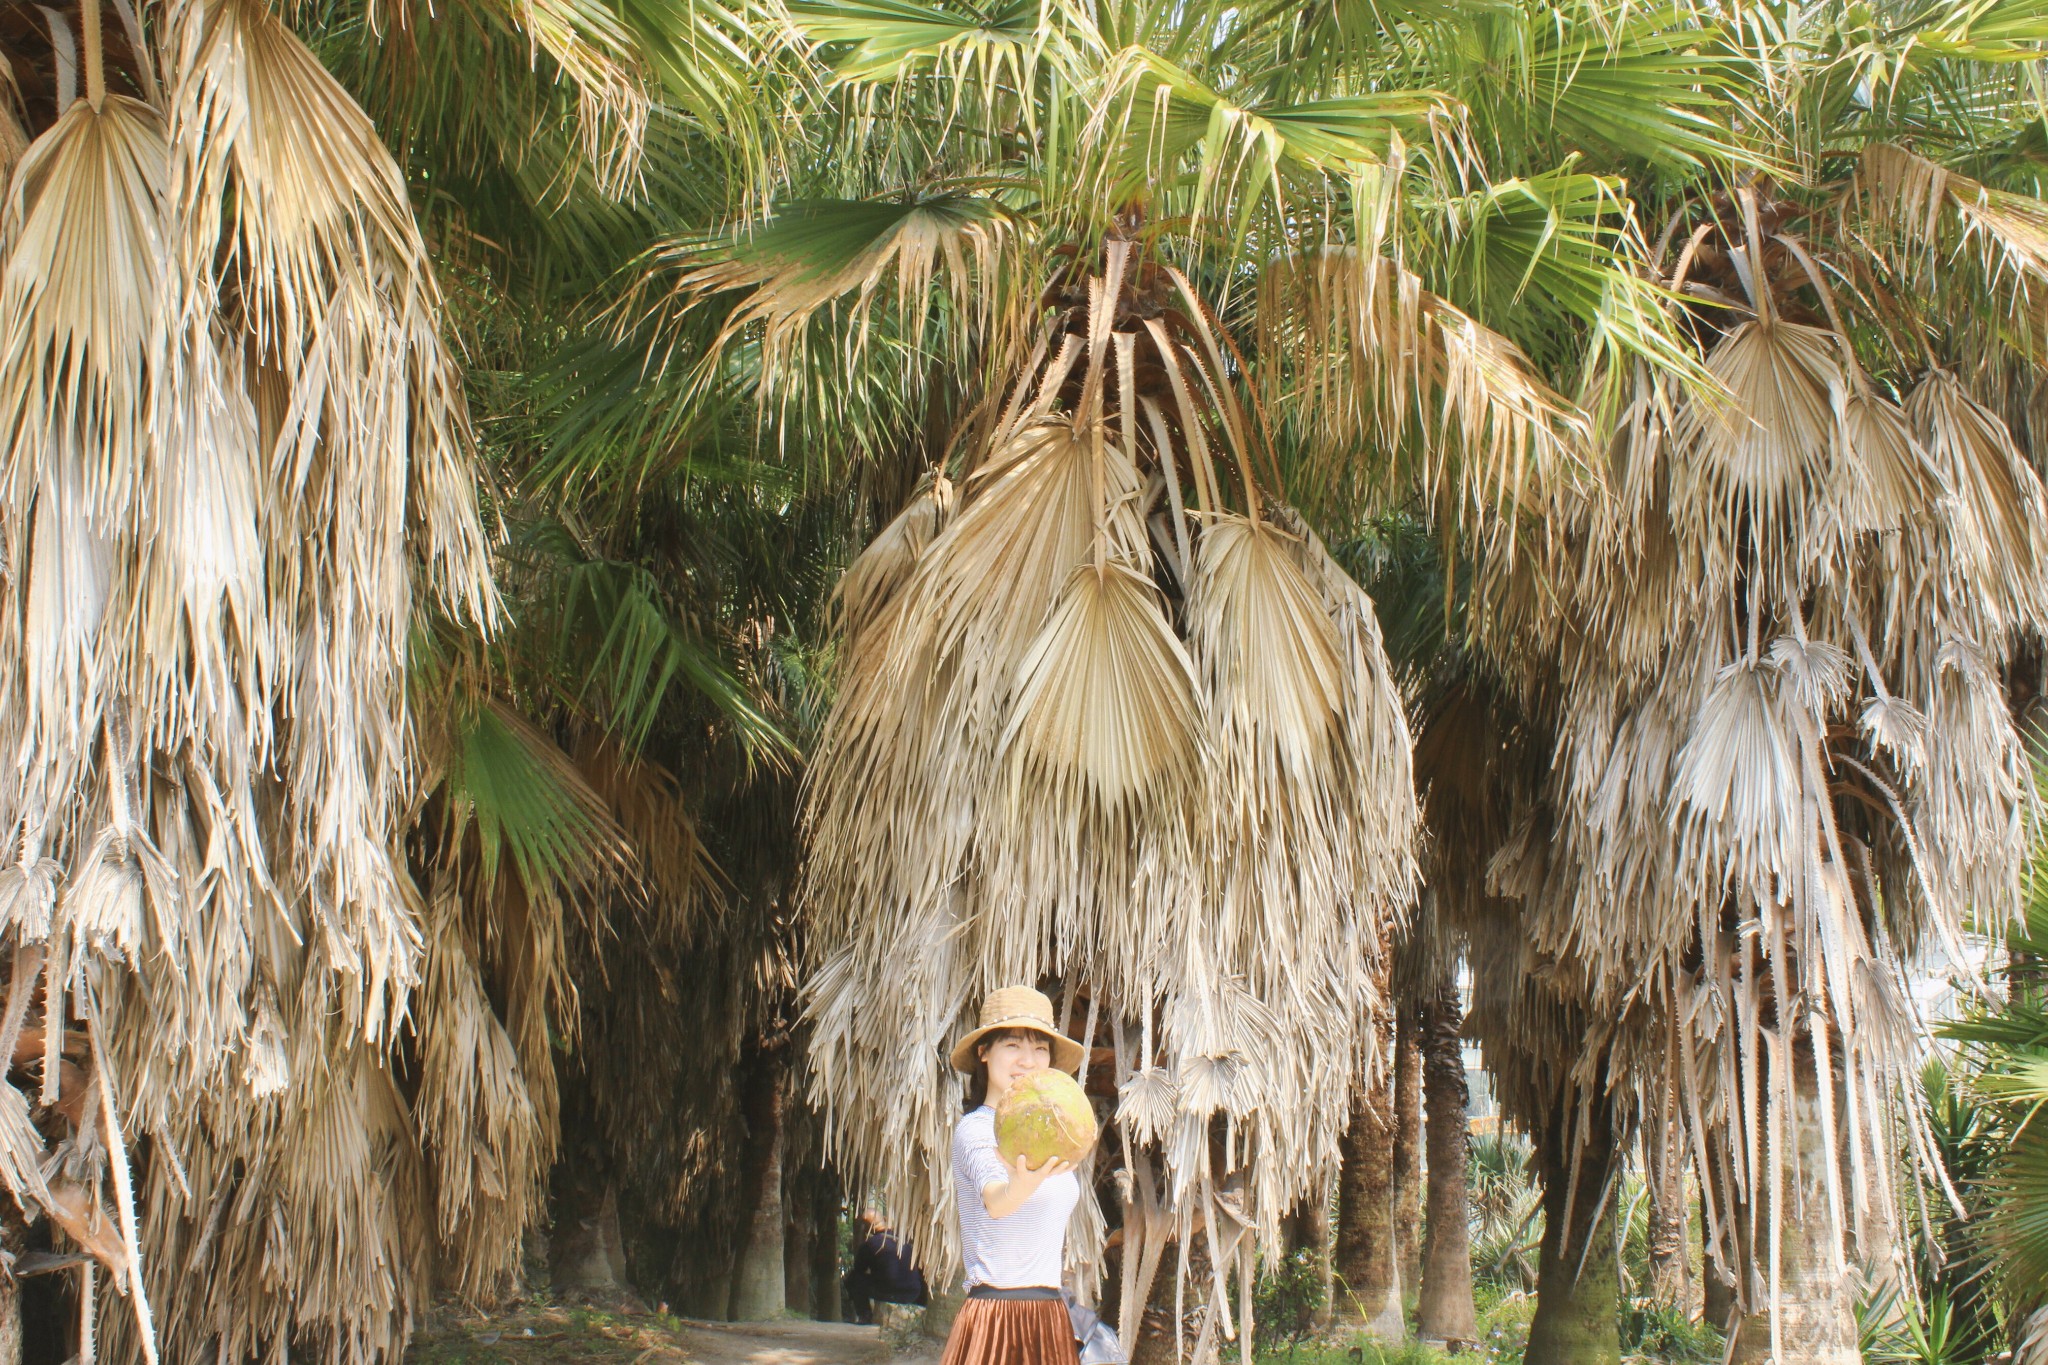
[1644,1084,1692,1312]
[730,1058,789,1321]
[1393,1009,1424,1298]
[1416,979,1477,1345]
[1334,1018,1405,1340]
[1726,1045,1858,1365]
[1525,1086,1621,1365]
[1701,1133,1738,1331]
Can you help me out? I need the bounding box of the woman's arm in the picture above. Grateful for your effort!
[981,1153,1074,1220]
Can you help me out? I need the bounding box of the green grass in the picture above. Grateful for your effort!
[1246,1283,1720,1365]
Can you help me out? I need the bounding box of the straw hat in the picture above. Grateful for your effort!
[948,986,1086,1074]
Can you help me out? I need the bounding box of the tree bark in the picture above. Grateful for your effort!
[784,1164,814,1318]
[922,1287,965,1344]
[1393,1009,1424,1299]
[551,1179,629,1293]
[811,1169,843,1323]
[1644,1080,1692,1312]
[1525,1083,1621,1365]
[1283,1189,1336,1336]
[0,1275,15,1365]
[1725,1042,1858,1365]
[1416,979,1477,1345]
[1334,1017,1405,1341]
[1852,1171,1907,1325]
[1701,1131,1738,1331]
[729,1057,789,1321]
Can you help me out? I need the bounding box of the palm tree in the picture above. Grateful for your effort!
[0,0,498,1353]
[0,0,781,1356]
[618,0,1761,1352]
[1468,4,2048,1360]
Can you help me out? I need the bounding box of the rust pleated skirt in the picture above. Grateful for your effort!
[940,1297,1079,1365]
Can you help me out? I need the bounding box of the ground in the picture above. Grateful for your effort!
[408,1299,944,1365]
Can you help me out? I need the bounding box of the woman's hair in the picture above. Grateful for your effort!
[963,1027,1052,1111]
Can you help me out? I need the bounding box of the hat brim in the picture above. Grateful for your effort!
[949,1017,1087,1074]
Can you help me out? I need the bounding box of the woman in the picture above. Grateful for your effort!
[944,985,1089,1365]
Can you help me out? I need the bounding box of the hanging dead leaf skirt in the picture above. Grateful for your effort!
[940,1296,1079,1365]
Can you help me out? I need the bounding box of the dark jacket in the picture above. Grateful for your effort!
[848,1230,926,1303]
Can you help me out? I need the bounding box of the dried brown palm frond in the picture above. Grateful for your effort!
[0,93,164,528]
[1668,319,1839,575]
[1466,173,2048,1336]
[1838,390,1941,536]
[832,472,955,647]
[1256,247,1590,547]
[1905,370,2048,632]
[126,989,432,1365]
[566,731,721,936]
[498,0,654,193]
[623,193,1025,409]
[0,61,27,174]
[1003,559,1205,809]
[802,240,1418,1348]
[0,0,501,1355]
[1857,143,2048,296]
[414,886,547,1297]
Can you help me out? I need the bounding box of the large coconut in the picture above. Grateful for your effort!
[995,1070,1098,1167]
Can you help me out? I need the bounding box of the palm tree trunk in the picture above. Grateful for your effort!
[1334,1018,1405,1340]
[1701,1131,1738,1331]
[730,1055,789,1320]
[922,1288,964,1345]
[1283,1190,1335,1334]
[1644,1080,1692,1312]
[1726,1041,1857,1365]
[784,1164,815,1318]
[1853,1178,1906,1326]
[811,1169,844,1322]
[0,1207,20,1365]
[1525,1080,1621,1365]
[1393,1010,1424,1298]
[1416,978,1477,1345]
[551,1165,629,1293]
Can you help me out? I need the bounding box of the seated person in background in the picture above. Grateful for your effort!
[843,1209,929,1325]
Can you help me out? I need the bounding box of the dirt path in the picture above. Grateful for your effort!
[671,1318,918,1365]
[410,1300,940,1365]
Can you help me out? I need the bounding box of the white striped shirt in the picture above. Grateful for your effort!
[952,1105,1078,1290]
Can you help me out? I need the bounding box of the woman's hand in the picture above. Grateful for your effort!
[981,1153,1074,1220]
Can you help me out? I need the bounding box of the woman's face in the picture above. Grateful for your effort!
[980,1030,1052,1103]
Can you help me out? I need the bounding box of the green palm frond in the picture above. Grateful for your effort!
[1089,48,1445,241]
[554,551,792,760]
[790,0,1093,91]
[445,700,632,892]
[1906,0,2048,63]
[622,192,1021,400]
[1997,1111,2048,1296]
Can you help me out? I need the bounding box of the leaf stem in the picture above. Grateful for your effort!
[79,0,105,109]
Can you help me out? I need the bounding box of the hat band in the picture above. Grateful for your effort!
[983,1014,1056,1032]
